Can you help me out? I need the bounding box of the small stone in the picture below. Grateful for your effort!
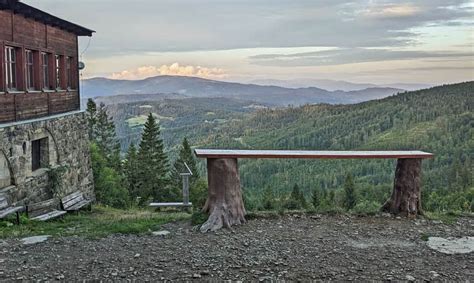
[406,275,415,281]
[134,253,141,258]
[152,230,171,237]
[193,273,201,279]
[111,272,118,276]
[21,235,50,245]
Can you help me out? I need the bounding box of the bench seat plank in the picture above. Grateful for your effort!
[65,199,91,211]
[149,202,193,207]
[31,210,67,221]
[195,149,434,159]
[0,206,24,218]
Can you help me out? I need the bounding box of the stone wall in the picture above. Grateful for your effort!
[0,111,94,204]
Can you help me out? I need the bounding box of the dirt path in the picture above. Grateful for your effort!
[1,214,473,281]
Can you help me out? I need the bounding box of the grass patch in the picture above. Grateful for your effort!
[0,205,190,239]
[423,211,462,224]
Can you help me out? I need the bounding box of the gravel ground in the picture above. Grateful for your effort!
[0,214,473,281]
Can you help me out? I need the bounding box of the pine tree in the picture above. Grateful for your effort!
[343,173,357,210]
[95,103,121,162]
[85,99,97,141]
[285,183,306,209]
[124,143,140,202]
[311,188,320,209]
[137,113,170,203]
[262,186,275,210]
[171,137,200,198]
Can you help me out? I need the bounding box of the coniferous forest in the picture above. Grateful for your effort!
[88,82,473,214]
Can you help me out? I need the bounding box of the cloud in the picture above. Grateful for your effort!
[110,63,227,80]
[361,4,421,18]
[25,0,474,54]
[250,48,474,67]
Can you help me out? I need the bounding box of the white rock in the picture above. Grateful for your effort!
[152,230,171,236]
[21,235,50,245]
[427,236,474,254]
[405,275,415,281]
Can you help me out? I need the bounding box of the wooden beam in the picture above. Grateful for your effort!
[195,149,434,160]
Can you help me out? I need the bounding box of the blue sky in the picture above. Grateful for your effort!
[25,0,474,84]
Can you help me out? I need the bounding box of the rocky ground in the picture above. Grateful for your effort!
[0,214,473,281]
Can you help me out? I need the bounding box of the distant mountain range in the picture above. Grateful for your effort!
[82,76,403,106]
[250,79,432,91]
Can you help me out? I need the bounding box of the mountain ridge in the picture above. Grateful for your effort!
[82,75,403,106]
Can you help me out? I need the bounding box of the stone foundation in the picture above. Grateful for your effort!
[0,111,94,204]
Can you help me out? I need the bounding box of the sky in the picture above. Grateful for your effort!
[24,0,474,85]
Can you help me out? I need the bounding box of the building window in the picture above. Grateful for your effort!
[31,138,49,171]
[66,57,72,89]
[25,50,35,90]
[41,52,50,89]
[55,55,61,89]
[5,46,17,91]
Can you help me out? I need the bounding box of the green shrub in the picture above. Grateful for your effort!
[191,211,208,225]
[190,178,208,210]
[352,200,380,215]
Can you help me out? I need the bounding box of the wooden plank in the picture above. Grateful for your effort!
[65,199,91,211]
[149,202,193,207]
[62,191,82,205]
[31,209,66,221]
[194,149,434,159]
[0,206,23,218]
[0,197,8,210]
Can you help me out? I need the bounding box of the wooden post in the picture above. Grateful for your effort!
[382,158,423,216]
[182,174,189,205]
[200,158,246,232]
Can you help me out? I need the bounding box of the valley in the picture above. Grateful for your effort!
[91,81,473,213]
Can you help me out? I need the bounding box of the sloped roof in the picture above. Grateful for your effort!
[0,0,94,36]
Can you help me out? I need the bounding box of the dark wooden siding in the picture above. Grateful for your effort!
[0,10,12,41]
[0,9,81,124]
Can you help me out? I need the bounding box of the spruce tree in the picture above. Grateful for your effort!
[95,103,120,161]
[85,99,97,141]
[137,113,170,203]
[262,186,275,210]
[285,183,306,209]
[343,173,357,210]
[124,143,140,202]
[311,188,320,209]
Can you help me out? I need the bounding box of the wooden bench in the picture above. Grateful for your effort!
[0,195,24,224]
[194,149,434,232]
[61,191,92,212]
[149,162,193,211]
[27,198,67,221]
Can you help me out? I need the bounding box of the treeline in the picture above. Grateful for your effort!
[86,99,207,208]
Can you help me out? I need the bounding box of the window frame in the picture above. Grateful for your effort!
[66,56,72,90]
[41,52,51,90]
[25,49,35,91]
[4,46,17,91]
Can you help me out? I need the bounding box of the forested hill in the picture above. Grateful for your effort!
[202,82,473,211]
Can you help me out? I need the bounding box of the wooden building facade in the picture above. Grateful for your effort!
[0,0,94,123]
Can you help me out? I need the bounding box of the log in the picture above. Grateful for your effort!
[382,158,423,216]
[200,158,246,232]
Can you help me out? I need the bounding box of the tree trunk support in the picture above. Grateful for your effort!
[382,158,423,217]
[201,158,246,232]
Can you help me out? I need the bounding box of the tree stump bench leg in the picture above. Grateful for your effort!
[382,158,423,216]
[200,158,246,232]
